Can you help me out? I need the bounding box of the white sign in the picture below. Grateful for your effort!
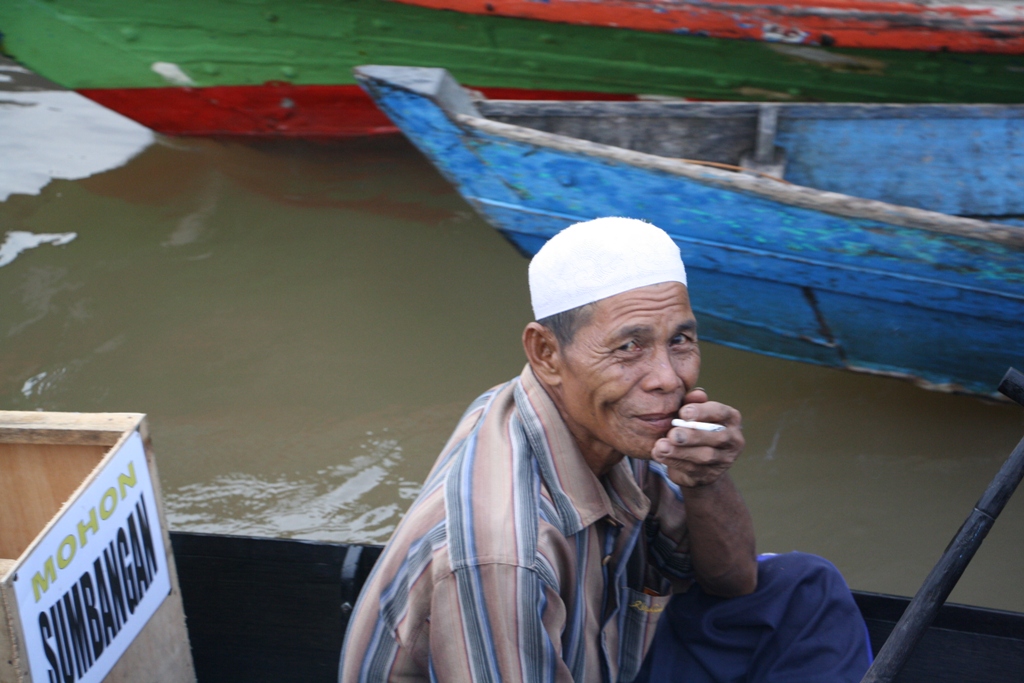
[11,431,170,683]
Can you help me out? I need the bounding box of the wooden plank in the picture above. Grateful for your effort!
[0,429,124,447]
[0,412,144,446]
[0,443,109,561]
[0,412,145,434]
[0,570,33,682]
[0,579,17,682]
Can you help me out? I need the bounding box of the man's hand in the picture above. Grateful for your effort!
[651,388,744,489]
[650,388,756,597]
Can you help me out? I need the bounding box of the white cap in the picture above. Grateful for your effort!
[528,217,687,320]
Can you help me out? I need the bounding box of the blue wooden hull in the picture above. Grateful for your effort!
[356,67,1024,397]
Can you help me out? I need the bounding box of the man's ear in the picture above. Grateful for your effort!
[523,322,564,387]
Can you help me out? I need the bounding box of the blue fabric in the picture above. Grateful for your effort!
[634,552,873,683]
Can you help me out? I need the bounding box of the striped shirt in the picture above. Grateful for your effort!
[339,365,694,683]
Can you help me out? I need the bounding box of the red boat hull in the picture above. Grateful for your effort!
[80,84,637,138]
[394,0,1024,53]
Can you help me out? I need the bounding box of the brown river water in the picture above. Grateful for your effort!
[2,135,1022,612]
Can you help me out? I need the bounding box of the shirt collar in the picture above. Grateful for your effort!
[516,365,651,534]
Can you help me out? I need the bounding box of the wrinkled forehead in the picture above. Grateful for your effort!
[585,281,694,337]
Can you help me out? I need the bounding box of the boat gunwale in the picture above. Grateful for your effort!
[477,100,1024,120]
[171,530,1024,638]
[455,112,1024,248]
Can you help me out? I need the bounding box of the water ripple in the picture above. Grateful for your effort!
[164,435,424,544]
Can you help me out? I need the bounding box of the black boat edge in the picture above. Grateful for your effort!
[169,530,1024,683]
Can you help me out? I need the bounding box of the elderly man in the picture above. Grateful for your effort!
[340,218,871,682]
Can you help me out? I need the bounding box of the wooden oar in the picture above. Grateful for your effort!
[861,367,1024,683]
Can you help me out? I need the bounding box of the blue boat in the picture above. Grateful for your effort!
[355,66,1024,398]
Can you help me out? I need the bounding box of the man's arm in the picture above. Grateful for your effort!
[678,473,757,597]
[430,564,576,682]
[652,390,757,597]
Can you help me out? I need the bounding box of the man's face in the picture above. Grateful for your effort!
[555,281,700,461]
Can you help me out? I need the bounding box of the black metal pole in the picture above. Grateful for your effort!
[861,367,1024,683]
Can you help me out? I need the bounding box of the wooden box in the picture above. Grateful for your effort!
[0,412,195,683]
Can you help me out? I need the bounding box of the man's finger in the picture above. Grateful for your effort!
[655,444,732,468]
[683,387,708,405]
[669,427,731,447]
[678,401,740,425]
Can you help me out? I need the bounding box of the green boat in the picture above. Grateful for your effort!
[2,0,1024,136]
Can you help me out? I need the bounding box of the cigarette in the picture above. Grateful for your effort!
[671,419,725,432]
